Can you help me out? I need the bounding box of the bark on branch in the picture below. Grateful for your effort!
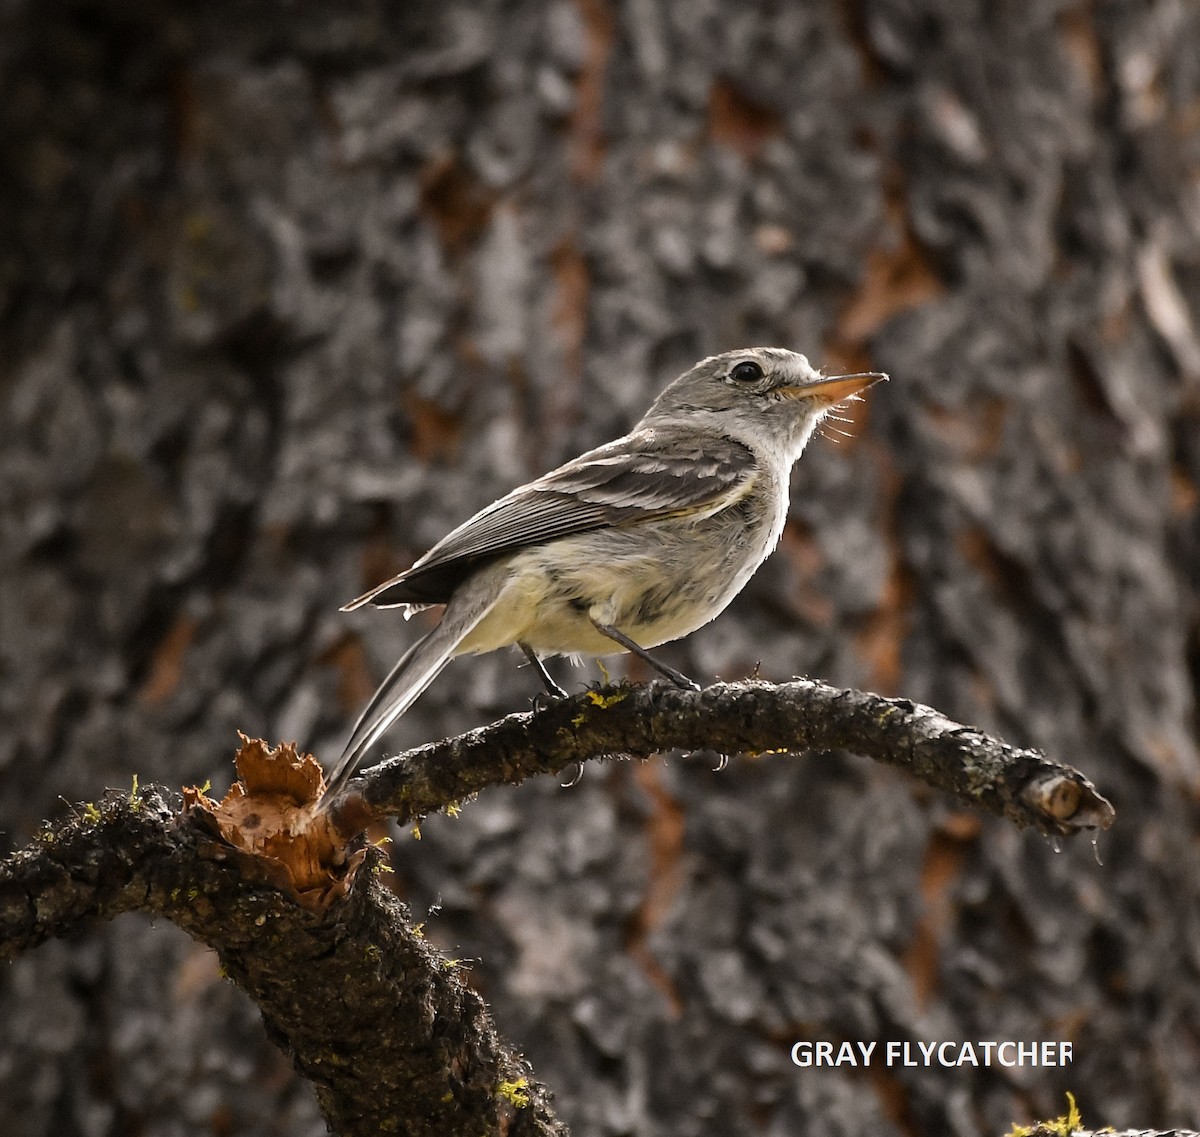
[0,679,1113,1136]
[333,678,1115,839]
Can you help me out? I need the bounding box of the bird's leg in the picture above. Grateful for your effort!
[588,618,702,692]
[519,641,569,699]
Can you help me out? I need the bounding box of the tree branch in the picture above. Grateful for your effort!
[336,679,1115,838]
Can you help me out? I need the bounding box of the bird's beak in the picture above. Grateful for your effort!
[779,371,888,405]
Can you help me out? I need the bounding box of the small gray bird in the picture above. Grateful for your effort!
[323,348,885,801]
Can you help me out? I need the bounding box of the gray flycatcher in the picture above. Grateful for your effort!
[322,347,885,801]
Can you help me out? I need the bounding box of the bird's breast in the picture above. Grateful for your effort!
[457,483,788,657]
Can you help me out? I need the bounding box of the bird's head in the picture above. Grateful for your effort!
[641,347,887,458]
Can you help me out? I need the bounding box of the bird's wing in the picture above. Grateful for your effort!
[343,426,758,608]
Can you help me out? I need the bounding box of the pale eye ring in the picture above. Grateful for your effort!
[729,360,763,383]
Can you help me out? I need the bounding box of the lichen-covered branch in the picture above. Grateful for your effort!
[0,788,565,1137]
[338,679,1114,838]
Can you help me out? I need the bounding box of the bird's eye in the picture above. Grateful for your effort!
[729,360,763,383]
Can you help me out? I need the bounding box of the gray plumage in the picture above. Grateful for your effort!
[323,347,885,803]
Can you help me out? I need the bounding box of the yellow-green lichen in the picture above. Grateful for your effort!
[587,690,626,709]
[571,688,628,726]
[497,1077,530,1109]
[1007,1092,1084,1137]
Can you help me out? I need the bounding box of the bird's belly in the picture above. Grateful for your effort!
[458,509,780,658]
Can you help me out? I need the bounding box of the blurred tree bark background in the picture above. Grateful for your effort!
[2,0,1199,1134]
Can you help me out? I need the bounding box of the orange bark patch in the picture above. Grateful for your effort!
[707,79,783,162]
[826,161,943,374]
[853,550,914,695]
[570,0,615,181]
[139,614,200,705]
[1170,467,1198,519]
[1057,4,1103,99]
[403,390,465,463]
[318,635,378,720]
[625,762,686,1015]
[867,1066,921,1137]
[776,524,834,627]
[167,63,201,164]
[418,153,495,256]
[835,230,944,347]
[852,453,912,694]
[550,236,590,380]
[902,817,980,1007]
[923,397,1009,461]
[956,525,1027,602]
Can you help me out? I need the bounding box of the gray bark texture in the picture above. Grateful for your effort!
[1,0,1198,1135]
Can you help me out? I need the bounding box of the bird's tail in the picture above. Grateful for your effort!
[320,594,496,806]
